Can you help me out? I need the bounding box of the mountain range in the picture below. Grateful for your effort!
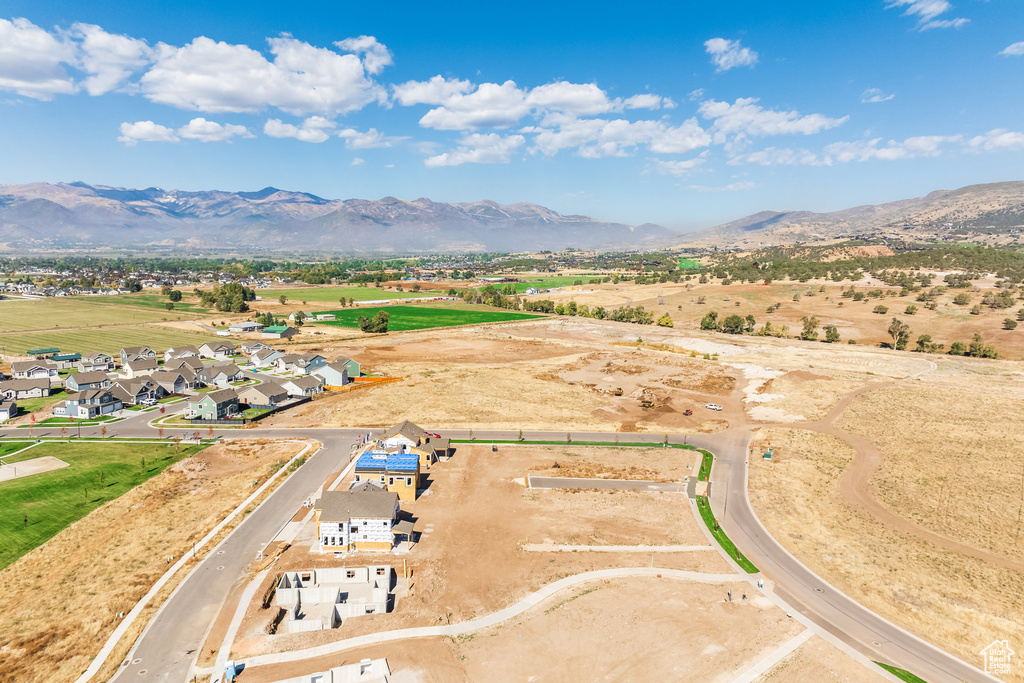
[679,181,1024,248]
[0,182,675,254]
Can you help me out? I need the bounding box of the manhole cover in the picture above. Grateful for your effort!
[814,587,824,593]
[138,670,147,676]
[217,566,225,570]
[872,640,882,646]
[132,659,141,664]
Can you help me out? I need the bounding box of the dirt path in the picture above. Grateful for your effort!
[755,380,1024,574]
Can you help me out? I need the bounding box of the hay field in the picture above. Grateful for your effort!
[749,428,1024,675]
[838,383,1024,561]
[0,323,224,355]
[258,285,429,303]
[0,439,304,683]
[314,304,544,331]
[0,295,201,331]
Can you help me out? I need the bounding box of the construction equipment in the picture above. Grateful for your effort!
[613,387,623,396]
[683,409,693,416]
[641,399,665,409]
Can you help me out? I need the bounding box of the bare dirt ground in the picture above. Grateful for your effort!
[230,443,730,659]
[0,439,305,683]
[238,578,881,683]
[749,428,1024,679]
[757,633,888,682]
[526,444,696,481]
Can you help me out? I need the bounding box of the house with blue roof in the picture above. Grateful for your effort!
[353,450,420,501]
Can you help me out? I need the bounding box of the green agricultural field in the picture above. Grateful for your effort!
[259,286,432,303]
[0,325,224,356]
[678,258,701,269]
[483,276,605,294]
[0,440,207,569]
[314,304,545,331]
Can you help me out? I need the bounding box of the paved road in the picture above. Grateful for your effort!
[528,475,688,492]
[0,417,996,682]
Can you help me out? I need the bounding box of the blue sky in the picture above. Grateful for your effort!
[1,0,1022,231]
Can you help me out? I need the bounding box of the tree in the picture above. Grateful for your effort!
[293,311,307,326]
[161,284,172,296]
[278,294,287,305]
[358,310,390,333]
[744,315,756,333]
[125,278,142,292]
[800,316,819,341]
[948,341,967,356]
[915,334,934,352]
[1005,318,1019,330]
[412,284,421,292]
[873,305,889,314]
[169,290,183,302]
[700,310,720,331]
[165,302,175,310]
[720,314,745,334]
[887,317,910,350]
[1017,308,1024,321]
[953,292,971,305]
[657,313,674,327]
[904,304,917,315]
[824,325,840,343]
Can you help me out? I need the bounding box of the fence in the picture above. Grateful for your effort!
[187,396,311,425]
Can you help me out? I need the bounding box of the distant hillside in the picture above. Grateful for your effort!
[677,181,1024,248]
[0,182,676,254]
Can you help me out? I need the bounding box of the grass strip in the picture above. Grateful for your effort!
[696,495,759,573]
[698,450,713,480]
[452,438,696,450]
[874,662,928,683]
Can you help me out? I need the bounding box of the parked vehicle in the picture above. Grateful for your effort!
[705,403,723,411]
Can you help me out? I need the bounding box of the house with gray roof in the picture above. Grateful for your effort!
[315,481,401,552]
[66,370,112,393]
[186,388,239,420]
[0,379,51,401]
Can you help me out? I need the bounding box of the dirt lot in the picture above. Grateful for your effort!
[230,444,729,659]
[749,428,1024,678]
[239,577,881,683]
[0,439,306,683]
[526,444,697,481]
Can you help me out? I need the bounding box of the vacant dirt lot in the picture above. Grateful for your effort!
[239,578,880,683]
[749,428,1024,677]
[526,444,697,481]
[0,439,305,683]
[231,443,728,659]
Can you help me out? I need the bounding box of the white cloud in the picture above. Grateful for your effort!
[351,157,365,166]
[392,75,473,106]
[118,120,179,145]
[704,38,758,72]
[861,88,895,103]
[0,18,76,100]
[336,127,406,149]
[999,42,1024,57]
[699,97,847,143]
[688,181,756,192]
[622,93,675,110]
[651,153,708,176]
[264,116,336,143]
[824,135,960,162]
[688,88,704,101]
[418,80,530,130]
[333,35,392,75]
[177,117,252,142]
[526,116,711,158]
[886,0,968,30]
[141,35,387,116]
[967,129,1024,152]
[525,81,611,116]
[71,23,152,95]
[730,146,822,166]
[424,133,525,167]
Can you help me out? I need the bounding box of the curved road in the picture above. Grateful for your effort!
[0,407,999,682]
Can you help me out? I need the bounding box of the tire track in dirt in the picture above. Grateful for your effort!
[756,380,1024,574]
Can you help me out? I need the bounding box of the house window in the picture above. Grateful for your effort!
[351,526,359,534]
[354,474,361,481]
[406,477,413,485]
[388,477,394,486]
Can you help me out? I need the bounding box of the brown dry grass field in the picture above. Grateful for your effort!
[230,443,731,659]
[749,428,1024,679]
[0,439,305,683]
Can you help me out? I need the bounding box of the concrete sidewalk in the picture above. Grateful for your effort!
[528,475,688,492]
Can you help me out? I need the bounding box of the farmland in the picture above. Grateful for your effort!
[506,275,605,293]
[0,440,207,569]
[0,324,225,355]
[0,294,204,331]
[313,304,545,331]
[257,285,432,303]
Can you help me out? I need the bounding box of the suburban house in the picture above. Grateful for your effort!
[280,375,324,397]
[149,369,193,394]
[315,481,401,552]
[50,352,82,369]
[110,378,164,405]
[273,568,392,634]
[353,451,420,502]
[78,351,115,372]
[0,379,51,400]
[262,325,299,339]
[208,364,245,387]
[288,310,314,323]
[228,321,263,333]
[53,388,123,419]
[237,382,289,409]
[381,420,451,468]
[165,356,205,373]
[186,388,239,420]
[10,360,59,382]
[332,355,361,379]
[199,341,236,360]
[250,348,284,368]
[273,352,327,375]
[310,361,349,387]
[0,401,16,423]
[122,357,159,378]
[163,345,201,363]
[65,370,112,393]
[240,341,272,355]
[120,346,155,365]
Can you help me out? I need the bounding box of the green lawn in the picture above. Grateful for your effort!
[259,286,429,303]
[12,389,68,414]
[698,450,713,480]
[875,663,928,683]
[489,276,605,294]
[677,258,701,269]
[313,304,545,331]
[696,495,759,573]
[38,416,117,425]
[0,441,207,569]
